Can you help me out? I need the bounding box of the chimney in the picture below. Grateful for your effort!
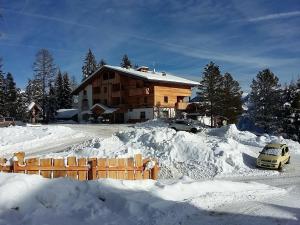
[136,66,149,73]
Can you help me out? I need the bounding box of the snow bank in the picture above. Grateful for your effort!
[0,173,286,225]
[48,121,300,179]
[0,125,86,157]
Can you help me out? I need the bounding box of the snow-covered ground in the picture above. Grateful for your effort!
[1,172,298,225]
[0,121,300,224]
[45,120,300,179]
[0,125,90,157]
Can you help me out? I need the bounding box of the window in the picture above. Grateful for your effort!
[93,99,101,105]
[93,87,101,94]
[112,97,120,105]
[109,71,115,79]
[144,97,148,104]
[103,99,108,105]
[103,72,109,80]
[104,87,107,93]
[82,99,89,110]
[164,96,168,103]
[83,90,87,95]
[140,111,146,120]
[112,84,120,92]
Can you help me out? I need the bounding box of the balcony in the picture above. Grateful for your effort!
[175,102,188,110]
[128,87,150,96]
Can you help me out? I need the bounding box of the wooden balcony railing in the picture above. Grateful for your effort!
[128,87,150,96]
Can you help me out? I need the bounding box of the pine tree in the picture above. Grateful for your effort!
[4,72,18,117]
[0,59,5,116]
[33,49,56,121]
[82,49,97,80]
[220,72,243,124]
[70,75,78,91]
[279,84,295,139]
[198,62,223,127]
[249,69,281,133]
[98,59,107,68]
[14,89,28,121]
[62,72,73,108]
[288,79,300,140]
[47,82,57,121]
[54,70,64,109]
[25,78,43,105]
[120,54,132,68]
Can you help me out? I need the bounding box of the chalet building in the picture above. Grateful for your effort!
[72,65,199,123]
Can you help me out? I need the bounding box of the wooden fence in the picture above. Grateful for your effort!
[0,152,159,181]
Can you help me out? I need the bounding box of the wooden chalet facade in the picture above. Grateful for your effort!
[72,65,199,123]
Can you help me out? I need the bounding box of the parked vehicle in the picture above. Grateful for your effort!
[256,143,290,170]
[169,120,202,133]
[0,117,16,127]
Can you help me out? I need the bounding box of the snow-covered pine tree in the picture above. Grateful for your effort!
[4,72,17,117]
[289,79,300,140]
[70,75,78,91]
[98,59,107,68]
[47,82,57,121]
[14,89,28,121]
[0,59,5,116]
[25,79,43,105]
[120,54,132,68]
[198,62,223,127]
[62,72,73,108]
[279,83,295,138]
[249,69,281,133]
[33,49,56,121]
[220,72,243,124]
[82,49,97,80]
[54,70,64,109]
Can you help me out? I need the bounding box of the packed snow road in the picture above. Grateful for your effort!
[0,124,130,157]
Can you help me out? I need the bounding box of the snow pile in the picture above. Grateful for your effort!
[0,125,87,157]
[0,173,286,225]
[48,121,300,179]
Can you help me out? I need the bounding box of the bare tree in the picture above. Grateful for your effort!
[33,49,57,121]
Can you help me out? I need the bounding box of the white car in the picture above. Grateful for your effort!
[169,120,202,133]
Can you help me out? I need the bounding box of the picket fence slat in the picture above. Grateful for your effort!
[40,158,52,178]
[78,158,87,181]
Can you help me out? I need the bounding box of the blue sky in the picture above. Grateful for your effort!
[0,0,299,91]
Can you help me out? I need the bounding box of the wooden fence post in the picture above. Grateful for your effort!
[13,152,25,173]
[88,159,97,180]
[151,162,159,180]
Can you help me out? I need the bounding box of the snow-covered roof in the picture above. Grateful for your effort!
[55,109,79,119]
[27,102,42,112]
[104,65,199,85]
[91,103,118,114]
[72,65,199,94]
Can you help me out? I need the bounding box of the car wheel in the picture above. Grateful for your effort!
[191,128,197,133]
[171,127,177,131]
[287,157,290,164]
[278,162,283,171]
